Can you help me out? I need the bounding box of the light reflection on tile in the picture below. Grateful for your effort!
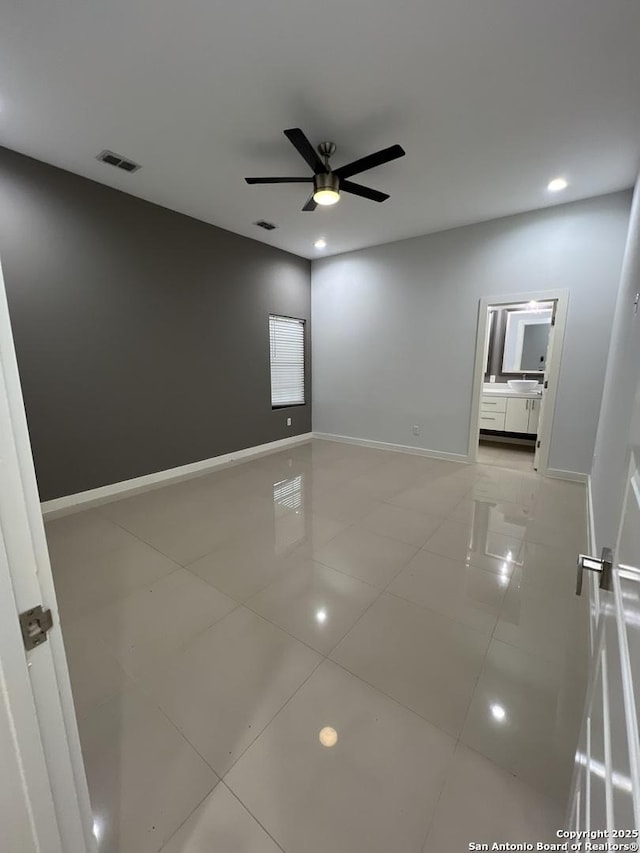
[225,661,455,853]
[461,639,587,801]
[246,558,379,654]
[422,518,524,573]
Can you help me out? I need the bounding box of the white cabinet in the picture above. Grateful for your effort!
[527,397,540,433]
[505,397,530,432]
[480,393,540,434]
[480,394,507,413]
[480,393,507,429]
[479,410,506,430]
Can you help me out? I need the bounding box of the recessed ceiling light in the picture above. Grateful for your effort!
[93,819,102,842]
[314,238,327,249]
[319,726,338,747]
[490,703,507,722]
[315,607,328,624]
[547,177,568,192]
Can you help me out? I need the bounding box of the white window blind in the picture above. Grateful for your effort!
[269,315,305,407]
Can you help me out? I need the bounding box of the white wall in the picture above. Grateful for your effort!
[591,177,640,549]
[312,192,631,475]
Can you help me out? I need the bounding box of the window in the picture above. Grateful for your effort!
[269,314,305,407]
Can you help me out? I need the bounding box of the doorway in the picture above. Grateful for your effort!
[468,290,569,475]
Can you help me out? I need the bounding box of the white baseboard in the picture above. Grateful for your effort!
[41,432,313,520]
[545,468,588,484]
[312,431,470,464]
[314,433,591,484]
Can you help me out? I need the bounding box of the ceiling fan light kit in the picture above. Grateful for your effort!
[313,173,340,205]
[245,128,405,212]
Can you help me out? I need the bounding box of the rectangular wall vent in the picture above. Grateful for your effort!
[254,220,277,231]
[97,150,141,173]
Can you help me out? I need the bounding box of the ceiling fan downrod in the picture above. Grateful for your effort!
[317,141,336,173]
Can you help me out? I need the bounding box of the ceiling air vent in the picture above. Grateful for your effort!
[254,220,277,231]
[96,150,141,173]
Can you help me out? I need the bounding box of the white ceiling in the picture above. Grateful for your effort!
[1,0,639,259]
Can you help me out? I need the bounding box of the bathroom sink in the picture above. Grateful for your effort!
[507,379,540,393]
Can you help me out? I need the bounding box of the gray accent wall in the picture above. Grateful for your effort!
[0,147,311,501]
[312,192,631,475]
[591,176,640,550]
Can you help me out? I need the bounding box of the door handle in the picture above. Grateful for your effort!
[525,399,530,410]
[576,547,613,595]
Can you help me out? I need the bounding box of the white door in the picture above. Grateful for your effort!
[0,258,95,851]
[569,452,640,832]
[568,336,640,833]
[533,300,557,471]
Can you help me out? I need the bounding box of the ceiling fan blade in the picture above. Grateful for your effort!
[340,180,389,202]
[284,128,326,174]
[245,177,312,184]
[334,144,405,180]
[302,193,318,212]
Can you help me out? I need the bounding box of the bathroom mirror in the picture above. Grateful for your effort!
[502,305,553,374]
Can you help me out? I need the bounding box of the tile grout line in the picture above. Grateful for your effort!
[220,782,288,853]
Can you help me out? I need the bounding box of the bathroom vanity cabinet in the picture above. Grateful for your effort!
[480,391,541,435]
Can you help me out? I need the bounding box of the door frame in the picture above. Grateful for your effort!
[467,288,569,475]
[0,256,95,851]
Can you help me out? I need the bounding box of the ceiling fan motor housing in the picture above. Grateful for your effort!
[313,172,339,194]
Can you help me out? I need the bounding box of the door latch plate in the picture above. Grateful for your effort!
[19,605,53,651]
[576,547,613,596]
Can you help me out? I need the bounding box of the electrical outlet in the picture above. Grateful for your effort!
[412,425,420,436]
[286,417,292,427]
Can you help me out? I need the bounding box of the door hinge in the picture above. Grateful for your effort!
[536,440,541,448]
[19,605,53,651]
[544,380,548,389]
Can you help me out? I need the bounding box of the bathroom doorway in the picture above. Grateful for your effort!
[468,290,569,475]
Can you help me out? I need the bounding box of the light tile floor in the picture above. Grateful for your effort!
[46,439,588,852]
[478,439,537,471]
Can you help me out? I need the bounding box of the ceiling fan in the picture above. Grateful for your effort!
[245,128,406,211]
